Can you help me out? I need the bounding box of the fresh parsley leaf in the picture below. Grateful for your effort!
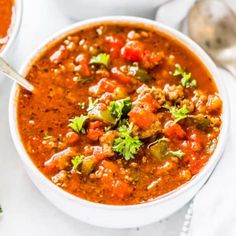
[122,64,151,82]
[104,126,112,132]
[190,79,197,87]
[129,66,151,82]
[80,77,92,83]
[171,107,189,123]
[168,150,185,158]
[109,97,132,120]
[68,115,88,134]
[87,97,98,112]
[43,134,53,140]
[113,122,142,161]
[164,104,189,123]
[90,53,110,67]
[71,155,84,170]
[173,64,197,88]
[173,64,185,76]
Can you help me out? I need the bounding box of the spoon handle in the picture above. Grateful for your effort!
[0,57,34,92]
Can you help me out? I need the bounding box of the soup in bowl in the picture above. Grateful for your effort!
[9,16,229,228]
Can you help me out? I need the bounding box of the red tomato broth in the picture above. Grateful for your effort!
[17,23,222,205]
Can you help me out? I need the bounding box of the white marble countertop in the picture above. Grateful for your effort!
[0,0,190,235]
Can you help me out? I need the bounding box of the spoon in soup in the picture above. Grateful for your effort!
[187,0,236,76]
[0,57,34,91]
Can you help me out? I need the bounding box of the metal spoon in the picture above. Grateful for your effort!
[187,0,236,76]
[0,57,34,91]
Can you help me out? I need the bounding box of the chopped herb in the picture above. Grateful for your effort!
[173,64,197,88]
[71,155,84,170]
[104,126,112,132]
[87,97,98,112]
[109,97,132,120]
[148,137,169,149]
[164,104,189,123]
[129,66,151,82]
[90,53,110,67]
[78,102,86,109]
[113,122,142,161]
[76,77,93,84]
[173,64,185,76]
[0,206,2,213]
[168,150,185,158]
[122,64,151,82]
[43,134,53,140]
[68,115,88,134]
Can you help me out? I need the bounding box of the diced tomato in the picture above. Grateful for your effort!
[102,160,119,173]
[75,53,91,77]
[89,121,104,129]
[97,78,117,93]
[129,103,156,129]
[87,121,104,141]
[105,35,125,58]
[111,67,133,83]
[138,93,160,111]
[111,180,133,198]
[164,121,186,139]
[105,35,124,48]
[100,161,119,187]
[93,146,105,161]
[65,131,80,145]
[121,40,144,62]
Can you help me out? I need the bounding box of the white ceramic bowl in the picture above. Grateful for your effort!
[9,16,230,229]
[56,0,168,20]
[0,0,22,57]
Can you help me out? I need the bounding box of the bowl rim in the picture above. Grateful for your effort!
[9,16,230,210]
[0,0,23,57]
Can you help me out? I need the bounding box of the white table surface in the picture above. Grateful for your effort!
[0,0,196,235]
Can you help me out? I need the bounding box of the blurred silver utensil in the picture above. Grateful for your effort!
[0,57,34,91]
[188,0,236,76]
